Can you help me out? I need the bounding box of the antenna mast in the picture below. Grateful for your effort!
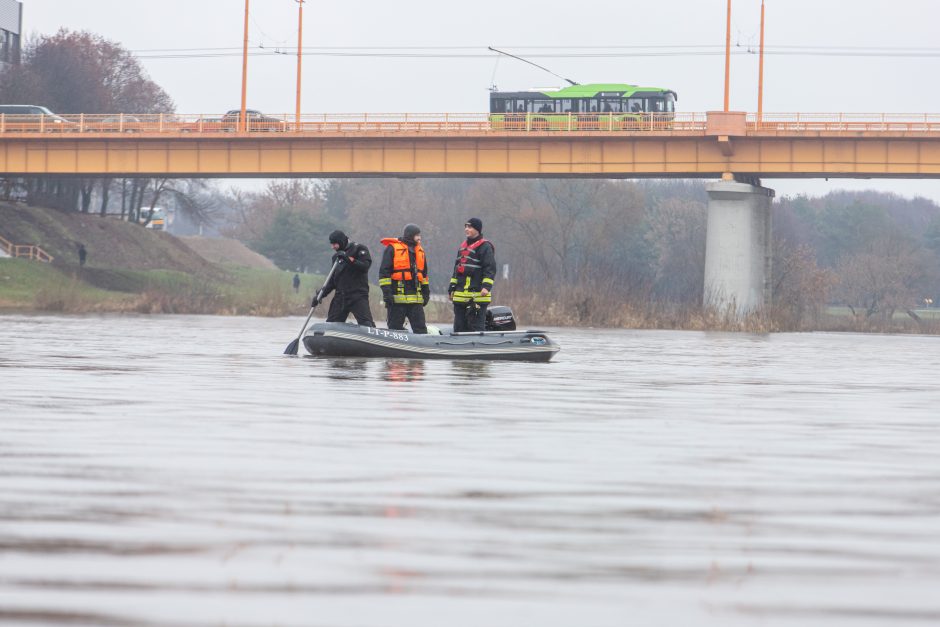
[488,47,579,86]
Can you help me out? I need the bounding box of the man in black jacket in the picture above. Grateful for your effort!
[448,217,496,332]
[314,230,375,327]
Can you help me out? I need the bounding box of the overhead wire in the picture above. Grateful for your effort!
[128,45,940,60]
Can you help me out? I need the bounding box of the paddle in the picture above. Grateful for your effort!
[283,259,340,356]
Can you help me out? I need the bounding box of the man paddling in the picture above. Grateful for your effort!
[314,230,375,327]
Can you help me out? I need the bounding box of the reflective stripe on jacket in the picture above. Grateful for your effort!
[449,237,495,303]
[379,237,429,304]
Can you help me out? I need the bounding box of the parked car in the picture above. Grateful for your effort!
[0,104,74,131]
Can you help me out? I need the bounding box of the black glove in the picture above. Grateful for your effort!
[422,288,430,307]
[311,291,322,307]
[384,298,394,309]
[332,251,346,264]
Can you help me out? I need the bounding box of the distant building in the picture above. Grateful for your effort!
[0,0,21,68]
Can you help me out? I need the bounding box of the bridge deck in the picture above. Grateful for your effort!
[4,112,940,178]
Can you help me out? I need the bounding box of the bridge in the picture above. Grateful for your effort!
[3,111,940,178]
[3,109,938,315]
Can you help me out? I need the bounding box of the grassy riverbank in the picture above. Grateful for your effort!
[0,202,332,316]
[0,256,327,315]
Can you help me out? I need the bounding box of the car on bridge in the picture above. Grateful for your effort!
[221,109,287,132]
[222,109,287,131]
[175,109,287,133]
[84,114,144,133]
[0,104,75,132]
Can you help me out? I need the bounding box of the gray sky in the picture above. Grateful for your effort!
[19,0,940,201]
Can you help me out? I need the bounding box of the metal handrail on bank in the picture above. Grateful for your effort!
[0,234,54,263]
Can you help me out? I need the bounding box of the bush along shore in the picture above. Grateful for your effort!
[3,202,939,333]
[5,255,939,334]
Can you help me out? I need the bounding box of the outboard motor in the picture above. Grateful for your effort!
[485,305,516,331]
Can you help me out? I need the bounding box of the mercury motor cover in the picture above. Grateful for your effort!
[485,305,516,331]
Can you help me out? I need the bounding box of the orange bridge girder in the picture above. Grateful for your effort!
[5,112,940,178]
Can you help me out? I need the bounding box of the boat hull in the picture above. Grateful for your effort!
[303,323,559,362]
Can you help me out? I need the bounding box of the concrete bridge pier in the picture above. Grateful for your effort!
[703,180,774,316]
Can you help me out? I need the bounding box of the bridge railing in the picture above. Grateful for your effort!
[748,113,940,133]
[5,112,940,135]
[0,112,706,134]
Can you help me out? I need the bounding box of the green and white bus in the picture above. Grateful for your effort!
[489,83,677,131]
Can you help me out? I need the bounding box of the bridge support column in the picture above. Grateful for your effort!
[703,180,774,316]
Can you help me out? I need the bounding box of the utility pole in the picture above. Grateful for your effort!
[296,0,305,129]
[240,0,250,132]
[723,0,732,111]
[758,0,766,124]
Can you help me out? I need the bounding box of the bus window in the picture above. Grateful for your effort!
[602,100,622,113]
[665,93,676,112]
[650,99,665,113]
[627,98,644,113]
[588,99,599,113]
[515,100,526,113]
[535,100,555,113]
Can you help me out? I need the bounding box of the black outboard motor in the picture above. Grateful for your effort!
[485,305,516,331]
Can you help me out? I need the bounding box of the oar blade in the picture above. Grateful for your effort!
[283,338,300,356]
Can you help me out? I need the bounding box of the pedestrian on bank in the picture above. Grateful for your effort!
[78,243,87,267]
[313,230,375,327]
[292,273,300,293]
[448,218,496,332]
[379,224,430,334]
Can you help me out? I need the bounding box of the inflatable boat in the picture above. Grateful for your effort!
[302,306,560,362]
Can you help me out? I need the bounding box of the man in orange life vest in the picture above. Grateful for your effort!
[379,223,430,334]
[448,217,496,332]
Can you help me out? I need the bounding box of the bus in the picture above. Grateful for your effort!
[489,83,677,131]
[143,208,167,231]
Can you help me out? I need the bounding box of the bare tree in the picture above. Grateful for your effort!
[835,235,934,322]
[644,196,707,304]
[772,242,835,329]
[0,29,174,212]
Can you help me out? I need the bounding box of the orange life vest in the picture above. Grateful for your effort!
[380,238,427,283]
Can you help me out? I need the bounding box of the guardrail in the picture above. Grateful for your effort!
[0,112,703,134]
[3,112,940,135]
[750,113,940,133]
[0,234,54,262]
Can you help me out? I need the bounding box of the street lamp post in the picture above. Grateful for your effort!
[723,0,732,112]
[758,0,766,125]
[240,0,250,132]
[296,0,305,129]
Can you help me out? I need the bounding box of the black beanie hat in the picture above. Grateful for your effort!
[466,217,483,234]
[329,230,348,249]
[402,223,421,240]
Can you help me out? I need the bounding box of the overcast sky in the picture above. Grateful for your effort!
[19,0,940,201]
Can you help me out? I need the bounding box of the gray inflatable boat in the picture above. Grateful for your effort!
[302,306,559,362]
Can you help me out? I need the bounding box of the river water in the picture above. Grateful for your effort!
[1,313,939,626]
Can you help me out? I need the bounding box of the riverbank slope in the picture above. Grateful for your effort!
[0,202,317,315]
